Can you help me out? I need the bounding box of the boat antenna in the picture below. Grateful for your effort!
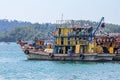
[61,14,63,21]
[61,14,63,25]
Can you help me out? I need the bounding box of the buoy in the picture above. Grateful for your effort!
[24,50,29,54]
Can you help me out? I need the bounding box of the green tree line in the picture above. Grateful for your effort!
[0,20,120,42]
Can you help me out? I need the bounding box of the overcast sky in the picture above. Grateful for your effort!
[0,0,119,24]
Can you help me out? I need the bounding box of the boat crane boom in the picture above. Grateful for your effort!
[93,17,104,36]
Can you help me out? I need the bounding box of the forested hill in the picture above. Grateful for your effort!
[0,19,32,32]
[0,19,120,42]
[0,23,55,42]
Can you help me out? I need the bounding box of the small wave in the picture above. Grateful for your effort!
[0,75,5,80]
[0,42,8,45]
[0,58,21,63]
[0,42,16,45]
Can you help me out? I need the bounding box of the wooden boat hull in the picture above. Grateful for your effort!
[24,50,115,61]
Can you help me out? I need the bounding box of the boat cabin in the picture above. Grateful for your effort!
[54,27,93,54]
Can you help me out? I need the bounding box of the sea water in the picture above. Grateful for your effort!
[0,43,120,80]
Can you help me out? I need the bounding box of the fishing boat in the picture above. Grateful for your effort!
[18,17,117,61]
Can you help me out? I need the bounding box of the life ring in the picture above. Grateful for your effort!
[49,53,54,58]
[24,50,29,54]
